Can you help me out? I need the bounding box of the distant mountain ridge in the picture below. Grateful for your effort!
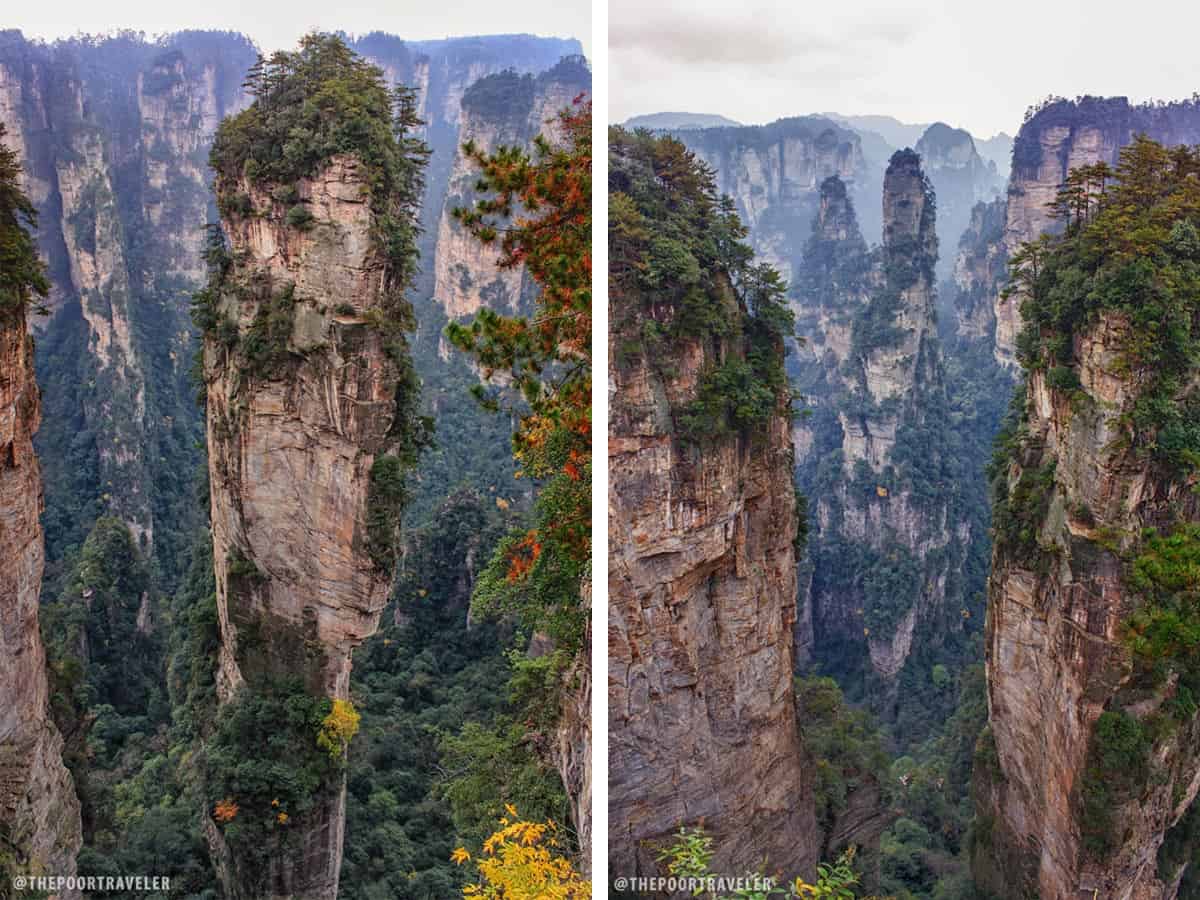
[623,111,742,129]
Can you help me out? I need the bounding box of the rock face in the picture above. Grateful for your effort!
[793,154,976,703]
[0,29,579,591]
[995,96,1200,367]
[914,122,1005,284]
[433,57,590,319]
[0,299,82,885]
[948,196,1007,350]
[199,140,423,896]
[974,315,1200,899]
[609,338,816,878]
[672,116,869,281]
[0,30,257,585]
[608,131,817,873]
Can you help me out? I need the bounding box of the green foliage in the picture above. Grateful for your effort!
[0,121,49,319]
[1009,137,1200,473]
[991,460,1055,560]
[238,282,298,378]
[879,662,989,897]
[439,719,571,853]
[341,489,568,898]
[365,454,410,571]
[42,518,161,747]
[446,102,591,654]
[204,678,340,882]
[795,676,892,839]
[285,203,314,230]
[654,827,866,899]
[1078,710,1150,858]
[211,34,427,238]
[609,126,796,442]
[1125,523,1200,689]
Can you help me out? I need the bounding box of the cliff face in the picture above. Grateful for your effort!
[433,57,590,319]
[792,154,978,705]
[974,140,1200,898]
[996,96,1200,366]
[196,38,430,893]
[203,155,408,706]
[914,122,1005,284]
[609,333,816,877]
[608,128,818,880]
[949,197,1007,349]
[0,30,257,587]
[673,116,868,282]
[974,324,1200,899]
[0,305,81,891]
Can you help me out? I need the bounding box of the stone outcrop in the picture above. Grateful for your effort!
[974,313,1200,898]
[433,57,590,319]
[609,249,817,877]
[199,141,422,896]
[914,122,1005,283]
[948,197,1007,350]
[793,154,974,700]
[995,96,1200,367]
[672,116,868,281]
[0,30,257,575]
[0,295,81,888]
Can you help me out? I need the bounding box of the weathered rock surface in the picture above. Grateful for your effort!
[201,153,415,898]
[974,314,1200,899]
[0,31,256,568]
[672,117,868,282]
[0,303,82,891]
[914,122,1005,284]
[433,57,590,319]
[794,155,969,694]
[948,197,1007,349]
[608,293,817,880]
[996,96,1200,367]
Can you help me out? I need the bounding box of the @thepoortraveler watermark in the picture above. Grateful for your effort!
[613,875,776,893]
[11,875,171,894]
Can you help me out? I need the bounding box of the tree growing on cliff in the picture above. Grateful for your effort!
[607,127,796,443]
[0,122,49,319]
[446,98,592,650]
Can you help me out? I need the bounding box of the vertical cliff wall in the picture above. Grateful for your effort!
[194,39,430,898]
[914,122,1005,285]
[947,196,1007,351]
[608,128,818,880]
[671,116,868,283]
[433,56,590,319]
[791,153,985,729]
[0,31,258,594]
[974,139,1200,899]
[0,135,81,890]
[995,96,1200,367]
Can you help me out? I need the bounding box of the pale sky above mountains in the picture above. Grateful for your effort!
[10,0,591,58]
[611,0,1200,138]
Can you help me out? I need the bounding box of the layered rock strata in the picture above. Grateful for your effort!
[0,271,82,891]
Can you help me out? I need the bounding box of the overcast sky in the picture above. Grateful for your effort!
[9,0,590,58]
[612,0,1200,138]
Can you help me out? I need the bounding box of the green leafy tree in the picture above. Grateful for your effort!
[0,121,48,319]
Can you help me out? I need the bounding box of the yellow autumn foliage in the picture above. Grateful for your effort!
[316,698,361,761]
[452,810,589,899]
